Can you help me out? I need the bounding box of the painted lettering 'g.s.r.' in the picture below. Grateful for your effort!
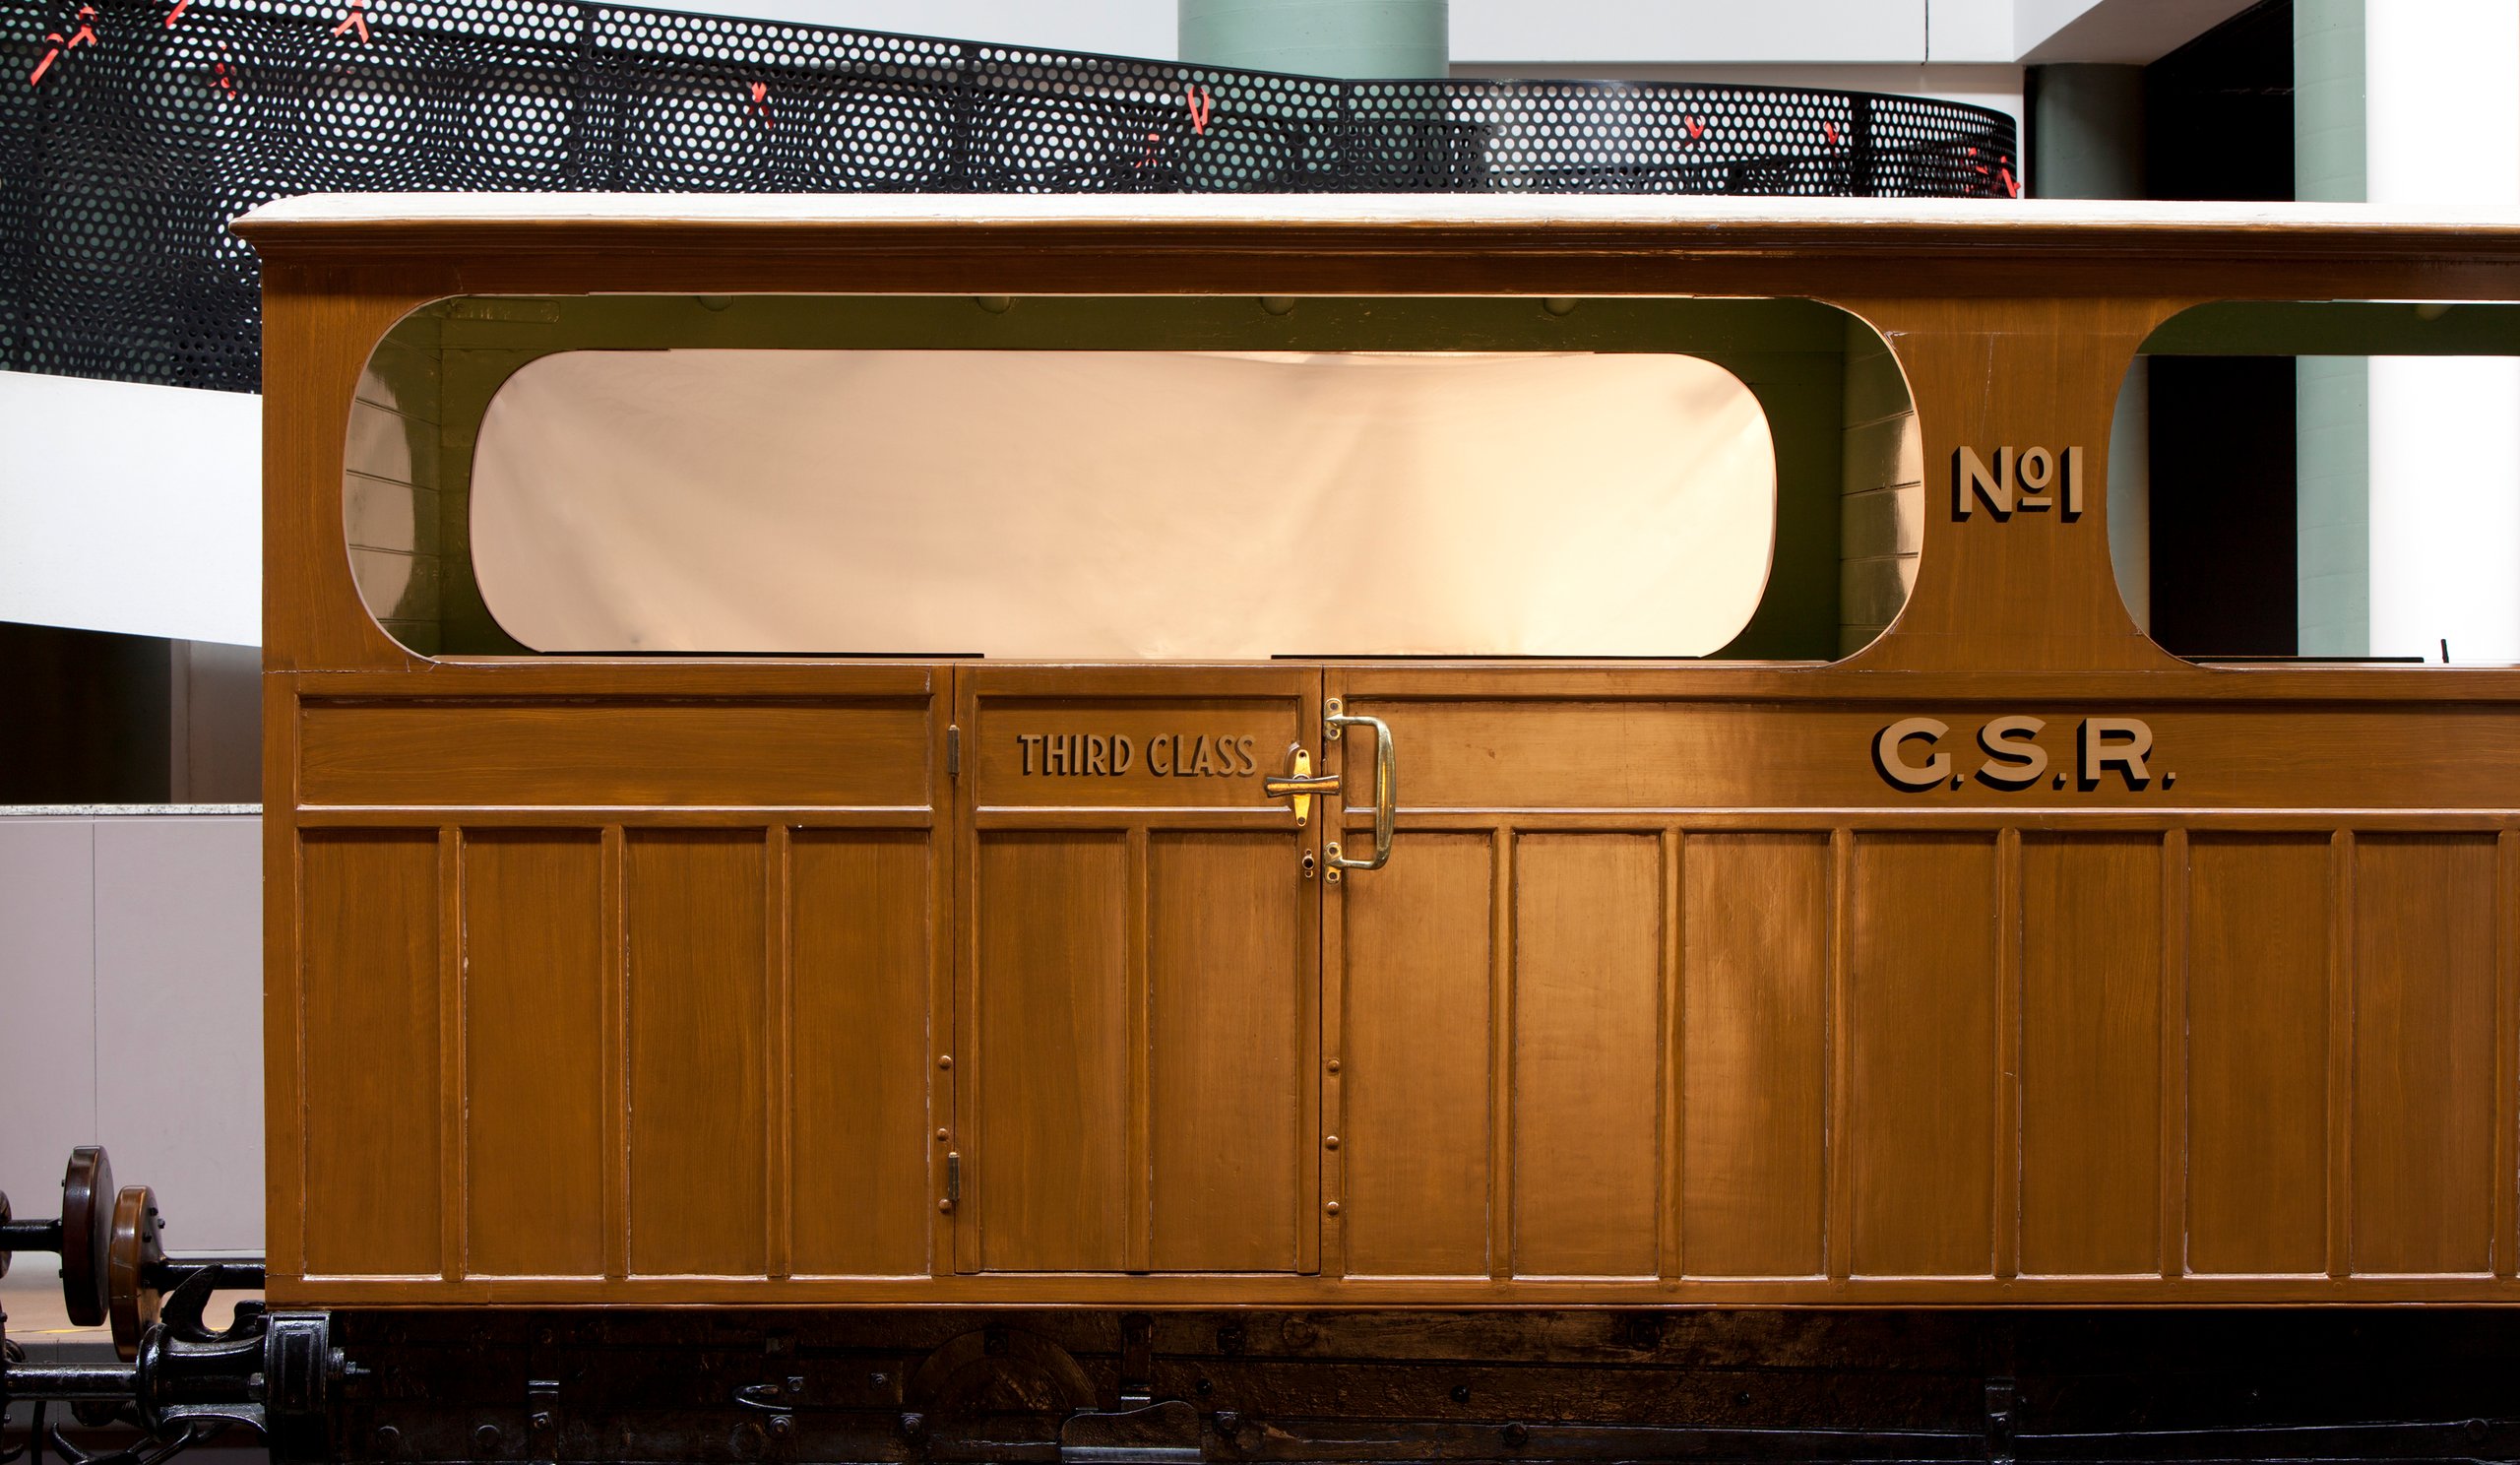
[1871,715,2167,793]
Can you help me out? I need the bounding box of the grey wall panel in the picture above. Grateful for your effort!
[94,816,264,1254]
[0,819,96,1218]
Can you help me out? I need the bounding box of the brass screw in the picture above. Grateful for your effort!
[1325,1201,1341,1216]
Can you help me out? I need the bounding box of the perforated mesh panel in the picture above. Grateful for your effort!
[2,0,2018,393]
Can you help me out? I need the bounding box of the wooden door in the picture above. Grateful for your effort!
[1316,677,1673,1283]
[953,668,1323,1274]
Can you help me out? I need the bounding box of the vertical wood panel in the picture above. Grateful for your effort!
[1512,833,1661,1278]
[301,831,441,1276]
[463,831,604,1277]
[974,833,1130,1271]
[2328,831,2354,1278]
[2159,829,2188,1277]
[1681,833,1829,1278]
[600,826,626,1280]
[790,831,934,1277]
[2353,835,2496,1275]
[2500,829,2519,1279]
[1827,828,1853,1278]
[436,830,463,1280]
[2019,835,2162,1276]
[1658,828,1684,1279]
[1994,829,2021,1281]
[627,831,768,1276]
[1848,833,1998,1278]
[1489,834,1516,1280]
[1344,832,1492,1276]
[2186,835,2328,1275]
[1148,833,1303,1272]
[767,824,792,1279]
[1126,828,1153,1272]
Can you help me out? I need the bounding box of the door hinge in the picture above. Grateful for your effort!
[947,724,961,779]
[946,1152,962,1204]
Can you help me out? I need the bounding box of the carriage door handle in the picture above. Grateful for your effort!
[1262,745,1338,827]
[1323,705,1396,874]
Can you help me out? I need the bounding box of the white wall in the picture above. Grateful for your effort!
[0,813,264,1255]
[638,0,1175,55]
[0,372,262,648]
[2364,0,2520,665]
[2015,0,2263,63]
[648,0,2223,70]
[1453,1,1932,65]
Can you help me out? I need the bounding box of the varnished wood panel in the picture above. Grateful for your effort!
[2353,836,2497,1275]
[299,700,928,807]
[789,831,934,1277]
[462,831,604,1278]
[300,831,442,1277]
[1681,833,1830,1278]
[1511,834,1661,1278]
[2186,836,2329,1275]
[1847,834,1997,1278]
[1344,833,1492,1277]
[626,832,768,1276]
[2019,835,2161,1276]
[1344,699,2520,812]
[1148,833,1304,1273]
[974,833,1130,1271]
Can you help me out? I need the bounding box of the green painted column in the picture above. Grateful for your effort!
[2028,65,2145,200]
[1180,0,1448,78]
[2296,0,2366,657]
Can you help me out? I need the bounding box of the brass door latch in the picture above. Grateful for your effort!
[1262,744,1338,827]
[1259,712,1400,874]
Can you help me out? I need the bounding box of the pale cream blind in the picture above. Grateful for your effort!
[469,349,1776,658]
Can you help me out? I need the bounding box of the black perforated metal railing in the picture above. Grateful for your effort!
[2,0,2018,393]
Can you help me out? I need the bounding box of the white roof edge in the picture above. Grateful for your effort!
[234,193,2520,231]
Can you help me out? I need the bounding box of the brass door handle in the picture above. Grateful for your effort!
[1324,710,1396,872]
[1262,745,1337,826]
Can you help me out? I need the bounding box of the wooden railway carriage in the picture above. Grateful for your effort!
[142,195,2520,1458]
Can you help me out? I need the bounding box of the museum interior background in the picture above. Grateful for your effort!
[4,0,2518,1274]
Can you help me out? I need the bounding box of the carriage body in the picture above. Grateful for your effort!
[231,195,2520,1458]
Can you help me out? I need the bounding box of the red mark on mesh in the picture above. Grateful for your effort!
[1966,150,2021,198]
[749,79,773,127]
[1683,115,1704,142]
[212,51,233,93]
[1138,127,1160,168]
[1185,84,1211,135]
[331,0,369,43]
[30,6,96,86]
[164,0,190,26]
[1823,121,1841,146]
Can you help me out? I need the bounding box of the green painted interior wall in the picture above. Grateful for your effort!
[2295,0,2367,657]
[389,293,1889,662]
[1179,0,1447,78]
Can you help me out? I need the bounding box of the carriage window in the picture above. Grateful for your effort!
[346,295,1914,661]
[2123,301,2520,667]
